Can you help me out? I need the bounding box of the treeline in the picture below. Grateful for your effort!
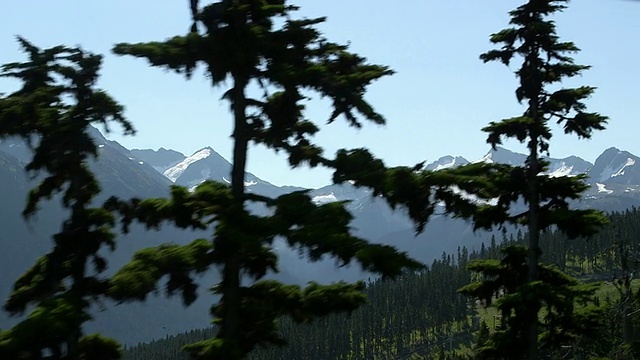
[124,253,472,360]
[123,207,640,360]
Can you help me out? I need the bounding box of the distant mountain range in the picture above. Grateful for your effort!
[131,141,640,205]
[2,128,640,345]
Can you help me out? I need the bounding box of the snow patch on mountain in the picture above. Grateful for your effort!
[309,184,373,211]
[312,193,338,205]
[546,163,574,178]
[599,157,636,182]
[612,158,635,178]
[474,152,494,164]
[596,183,613,194]
[164,148,212,183]
[434,159,456,171]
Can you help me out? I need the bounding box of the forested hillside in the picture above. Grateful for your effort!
[123,208,640,360]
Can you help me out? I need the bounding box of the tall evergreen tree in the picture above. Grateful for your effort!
[458,0,609,358]
[0,38,133,359]
[105,1,471,359]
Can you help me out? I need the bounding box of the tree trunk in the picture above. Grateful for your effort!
[527,143,540,360]
[526,36,542,359]
[220,77,249,357]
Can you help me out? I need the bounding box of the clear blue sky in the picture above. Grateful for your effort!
[1,1,638,188]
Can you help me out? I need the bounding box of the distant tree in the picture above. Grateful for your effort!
[457,0,609,358]
[0,38,133,359]
[105,1,478,359]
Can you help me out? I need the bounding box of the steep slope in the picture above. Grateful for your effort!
[476,146,528,165]
[476,146,593,177]
[0,132,209,345]
[425,156,469,171]
[579,147,640,208]
[308,183,413,241]
[589,147,640,186]
[130,148,186,173]
[163,147,304,198]
[546,155,592,177]
[0,150,52,305]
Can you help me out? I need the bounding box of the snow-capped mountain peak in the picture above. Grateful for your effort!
[473,146,528,165]
[589,147,640,186]
[426,156,469,171]
[163,148,213,183]
[476,152,494,164]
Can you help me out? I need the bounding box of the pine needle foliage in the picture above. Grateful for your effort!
[456,1,609,358]
[459,245,604,359]
[106,1,472,359]
[0,38,133,359]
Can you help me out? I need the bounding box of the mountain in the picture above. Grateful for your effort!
[589,147,640,186]
[425,155,469,171]
[476,146,593,177]
[0,131,212,345]
[476,146,528,165]
[136,143,640,248]
[546,155,593,178]
[135,146,305,198]
[130,147,186,173]
[472,146,640,210]
[309,183,414,242]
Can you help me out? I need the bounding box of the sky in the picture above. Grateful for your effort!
[1,1,639,189]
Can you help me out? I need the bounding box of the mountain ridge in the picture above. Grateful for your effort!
[131,144,640,194]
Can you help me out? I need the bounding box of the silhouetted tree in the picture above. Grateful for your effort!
[105,1,476,359]
[457,0,609,358]
[0,37,133,359]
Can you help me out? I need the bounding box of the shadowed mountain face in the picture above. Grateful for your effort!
[478,146,593,177]
[130,147,186,173]
[0,131,209,345]
[589,147,640,185]
[2,131,640,345]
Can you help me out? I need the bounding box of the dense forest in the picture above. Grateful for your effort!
[122,207,640,360]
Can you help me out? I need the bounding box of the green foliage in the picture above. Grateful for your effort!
[452,0,610,236]
[452,1,609,358]
[107,179,425,358]
[459,245,604,359]
[122,252,474,360]
[78,334,122,360]
[108,1,454,359]
[0,37,132,359]
[121,209,640,359]
[108,239,213,305]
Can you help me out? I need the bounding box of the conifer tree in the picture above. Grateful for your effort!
[458,0,609,358]
[0,38,133,359]
[105,1,471,359]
